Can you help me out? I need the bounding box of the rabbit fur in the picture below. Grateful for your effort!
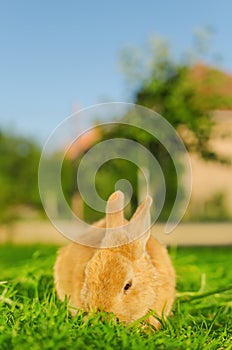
[54,191,175,329]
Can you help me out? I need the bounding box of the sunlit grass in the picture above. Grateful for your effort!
[0,244,231,350]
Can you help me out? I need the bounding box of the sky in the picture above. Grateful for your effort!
[1,0,232,144]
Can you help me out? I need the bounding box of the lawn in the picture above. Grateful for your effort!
[0,244,231,350]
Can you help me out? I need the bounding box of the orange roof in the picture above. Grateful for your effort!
[188,63,232,110]
[65,127,101,160]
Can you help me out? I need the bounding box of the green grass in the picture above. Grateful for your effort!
[0,244,231,350]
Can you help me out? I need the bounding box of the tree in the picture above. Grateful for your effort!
[98,35,232,221]
[0,130,42,222]
[121,35,232,160]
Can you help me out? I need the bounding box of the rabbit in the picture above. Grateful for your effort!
[54,191,175,329]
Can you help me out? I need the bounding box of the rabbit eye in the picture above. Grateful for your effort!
[124,280,132,292]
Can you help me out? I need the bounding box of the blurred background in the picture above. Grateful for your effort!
[0,0,232,245]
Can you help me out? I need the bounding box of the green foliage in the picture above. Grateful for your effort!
[0,130,42,222]
[0,130,74,223]
[0,244,231,349]
[135,64,213,157]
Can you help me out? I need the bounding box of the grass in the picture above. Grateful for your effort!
[0,244,231,350]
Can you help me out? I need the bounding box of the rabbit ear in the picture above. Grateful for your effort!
[106,191,125,229]
[127,195,152,256]
[130,195,152,223]
[101,192,152,250]
[101,191,128,247]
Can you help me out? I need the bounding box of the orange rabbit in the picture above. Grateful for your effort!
[54,191,175,329]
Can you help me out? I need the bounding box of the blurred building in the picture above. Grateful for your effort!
[188,110,232,220]
[185,64,232,220]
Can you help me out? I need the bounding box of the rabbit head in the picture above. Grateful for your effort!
[80,191,158,323]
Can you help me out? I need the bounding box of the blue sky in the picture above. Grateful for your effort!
[1,0,232,143]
